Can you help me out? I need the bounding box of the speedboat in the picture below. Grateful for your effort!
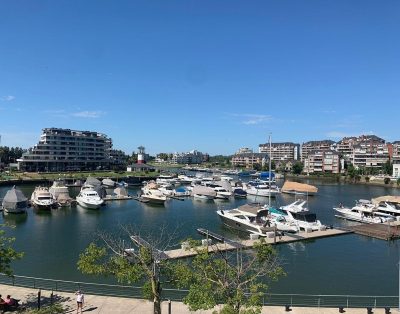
[141,182,167,204]
[31,187,56,210]
[334,199,394,224]
[269,200,325,231]
[173,187,191,197]
[158,184,175,196]
[233,187,247,198]
[213,187,232,199]
[372,196,400,220]
[191,185,216,201]
[244,180,280,197]
[217,203,298,236]
[1,186,28,214]
[76,189,104,209]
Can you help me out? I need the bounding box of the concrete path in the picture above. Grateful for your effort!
[0,284,395,313]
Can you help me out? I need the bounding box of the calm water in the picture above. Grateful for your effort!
[1,179,400,295]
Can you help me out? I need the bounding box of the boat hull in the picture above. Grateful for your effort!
[217,211,273,236]
[3,206,28,214]
[77,199,102,209]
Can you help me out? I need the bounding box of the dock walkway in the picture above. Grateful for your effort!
[349,223,400,240]
[165,228,351,260]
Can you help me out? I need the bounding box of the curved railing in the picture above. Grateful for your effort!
[0,274,397,308]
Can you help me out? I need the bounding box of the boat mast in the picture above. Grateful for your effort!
[268,133,272,208]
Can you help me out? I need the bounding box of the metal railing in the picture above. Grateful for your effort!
[0,274,398,308]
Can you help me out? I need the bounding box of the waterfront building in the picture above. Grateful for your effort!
[301,140,335,162]
[393,164,400,178]
[259,142,299,161]
[171,150,206,164]
[304,150,340,174]
[392,141,400,164]
[231,153,268,168]
[352,142,389,169]
[17,128,113,172]
[236,147,253,154]
[109,149,128,169]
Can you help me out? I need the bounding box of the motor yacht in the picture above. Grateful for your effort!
[49,180,73,207]
[76,189,104,209]
[213,187,232,199]
[217,203,298,236]
[191,185,216,201]
[372,196,400,220]
[269,199,325,231]
[243,180,281,197]
[31,186,56,210]
[141,182,167,204]
[334,199,394,224]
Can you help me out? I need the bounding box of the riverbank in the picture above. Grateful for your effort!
[0,284,394,313]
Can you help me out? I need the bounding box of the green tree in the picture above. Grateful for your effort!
[292,162,303,175]
[383,160,393,176]
[172,239,284,314]
[77,228,174,314]
[0,224,24,276]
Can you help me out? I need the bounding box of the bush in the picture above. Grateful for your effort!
[365,176,370,182]
[384,177,391,185]
[397,178,400,186]
[27,303,64,314]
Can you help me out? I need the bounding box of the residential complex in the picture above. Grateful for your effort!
[259,142,299,161]
[304,150,340,174]
[171,150,207,164]
[231,152,268,168]
[300,140,335,162]
[17,128,114,172]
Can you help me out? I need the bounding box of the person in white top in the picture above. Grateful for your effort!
[75,290,84,314]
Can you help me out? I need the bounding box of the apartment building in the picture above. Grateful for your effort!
[231,153,268,168]
[304,150,340,174]
[17,128,113,172]
[171,150,205,164]
[301,140,335,161]
[236,147,253,154]
[259,142,299,161]
[352,142,390,169]
[392,141,400,164]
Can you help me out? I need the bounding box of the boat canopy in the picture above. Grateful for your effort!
[102,178,116,186]
[281,181,318,194]
[237,203,263,215]
[192,185,216,197]
[114,187,128,196]
[259,171,275,179]
[85,177,101,186]
[2,186,28,209]
[372,195,400,205]
[291,211,317,222]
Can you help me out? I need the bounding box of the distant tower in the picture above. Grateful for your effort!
[137,146,146,164]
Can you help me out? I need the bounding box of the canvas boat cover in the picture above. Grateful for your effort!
[114,187,128,196]
[281,181,318,194]
[102,178,116,186]
[85,177,101,186]
[191,185,216,197]
[372,195,400,205]
[2,186,28,209]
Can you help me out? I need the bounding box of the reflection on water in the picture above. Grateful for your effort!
[0,180,400,294]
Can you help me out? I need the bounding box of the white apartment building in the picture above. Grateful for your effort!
[17,128,113,172]
[259,142,299,161]
[236,147,253,154]
[171,150,205,164]
[304,150,340,174]
[352,142,389,169]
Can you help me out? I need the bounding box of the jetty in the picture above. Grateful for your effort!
[348,222,400,240]
[163,227,352,260]
[103,195,132,201]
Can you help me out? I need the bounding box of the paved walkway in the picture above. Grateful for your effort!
[0,284,395,313]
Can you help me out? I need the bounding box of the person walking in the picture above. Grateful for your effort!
[75,290,84,314]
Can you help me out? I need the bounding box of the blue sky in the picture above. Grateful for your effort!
[0,0,399,155]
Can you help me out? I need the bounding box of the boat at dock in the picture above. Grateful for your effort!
[243,179,280,197]
[371,196,400,220]
[76,188,104,209]
[216,203,298,236]
[1,186,29,214]
[102,178,116,187]
[31,186,56,210]
[334,199,395,224]
[141,182,167,204]
[49,180,73,207]
[281,181,318,196]
[191,185,216,201]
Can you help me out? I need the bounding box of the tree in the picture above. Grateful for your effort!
[383,160,393,176]
[292,162,303,175]
[0,224,24,276]
[172,239,284,314]
[77,226,177,314]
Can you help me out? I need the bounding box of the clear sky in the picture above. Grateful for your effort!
[0,0,399,155]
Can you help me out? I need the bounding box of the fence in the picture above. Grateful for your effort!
[0,274,398,309]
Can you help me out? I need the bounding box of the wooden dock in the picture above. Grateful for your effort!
[348,222,400,240]
[164,227,352,260]
[103,195,132,201]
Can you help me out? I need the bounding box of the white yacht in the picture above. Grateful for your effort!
[217,203,298,236]
[213,187,232,199]
[372,196,400,220]
[76,189,104,209]
[2,186,28,214]
[158,184,175,196]
[156,174,178,186]
[102,178,116,187]
[31,186,56,210]
[141,182,167,204]
[334,199,394,224]
[173,187,191,197]
[269,199,325,231]
[243,180,281,197]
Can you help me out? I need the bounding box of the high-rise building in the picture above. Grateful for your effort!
[304,150,340,174]
[301,140,335,162]
[17,128,113,172]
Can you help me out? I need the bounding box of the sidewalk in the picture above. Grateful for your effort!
[0,284,394,313]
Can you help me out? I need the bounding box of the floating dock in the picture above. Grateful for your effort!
[103,195,132,201]
[348,222,400,240]
[163,227,352,260]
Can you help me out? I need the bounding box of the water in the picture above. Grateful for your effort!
[1,179,400,295]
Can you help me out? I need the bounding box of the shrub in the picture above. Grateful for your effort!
[384,177,391,185]
[365,176,370,182]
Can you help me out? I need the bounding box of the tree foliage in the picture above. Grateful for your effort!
[292,162,303,175]
[0,146,24,166]
[0,224,24,276]
[171,239,284,314]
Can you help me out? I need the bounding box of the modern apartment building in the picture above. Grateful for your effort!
[301,140,335,161]
[304,150,340,174]
[231,153,268,168]
[171,150,205,164]
[236,147,253,154]
[259,142,299,161]
[17,128,113,172]
[392,141,400,164]
[352,142,390,169]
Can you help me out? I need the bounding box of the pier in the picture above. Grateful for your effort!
[348,222,400,241]
[163,227,352,260]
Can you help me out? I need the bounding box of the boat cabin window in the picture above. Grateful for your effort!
[236,215,248,220]
[38,196,51,200]
[292,212,317,222]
